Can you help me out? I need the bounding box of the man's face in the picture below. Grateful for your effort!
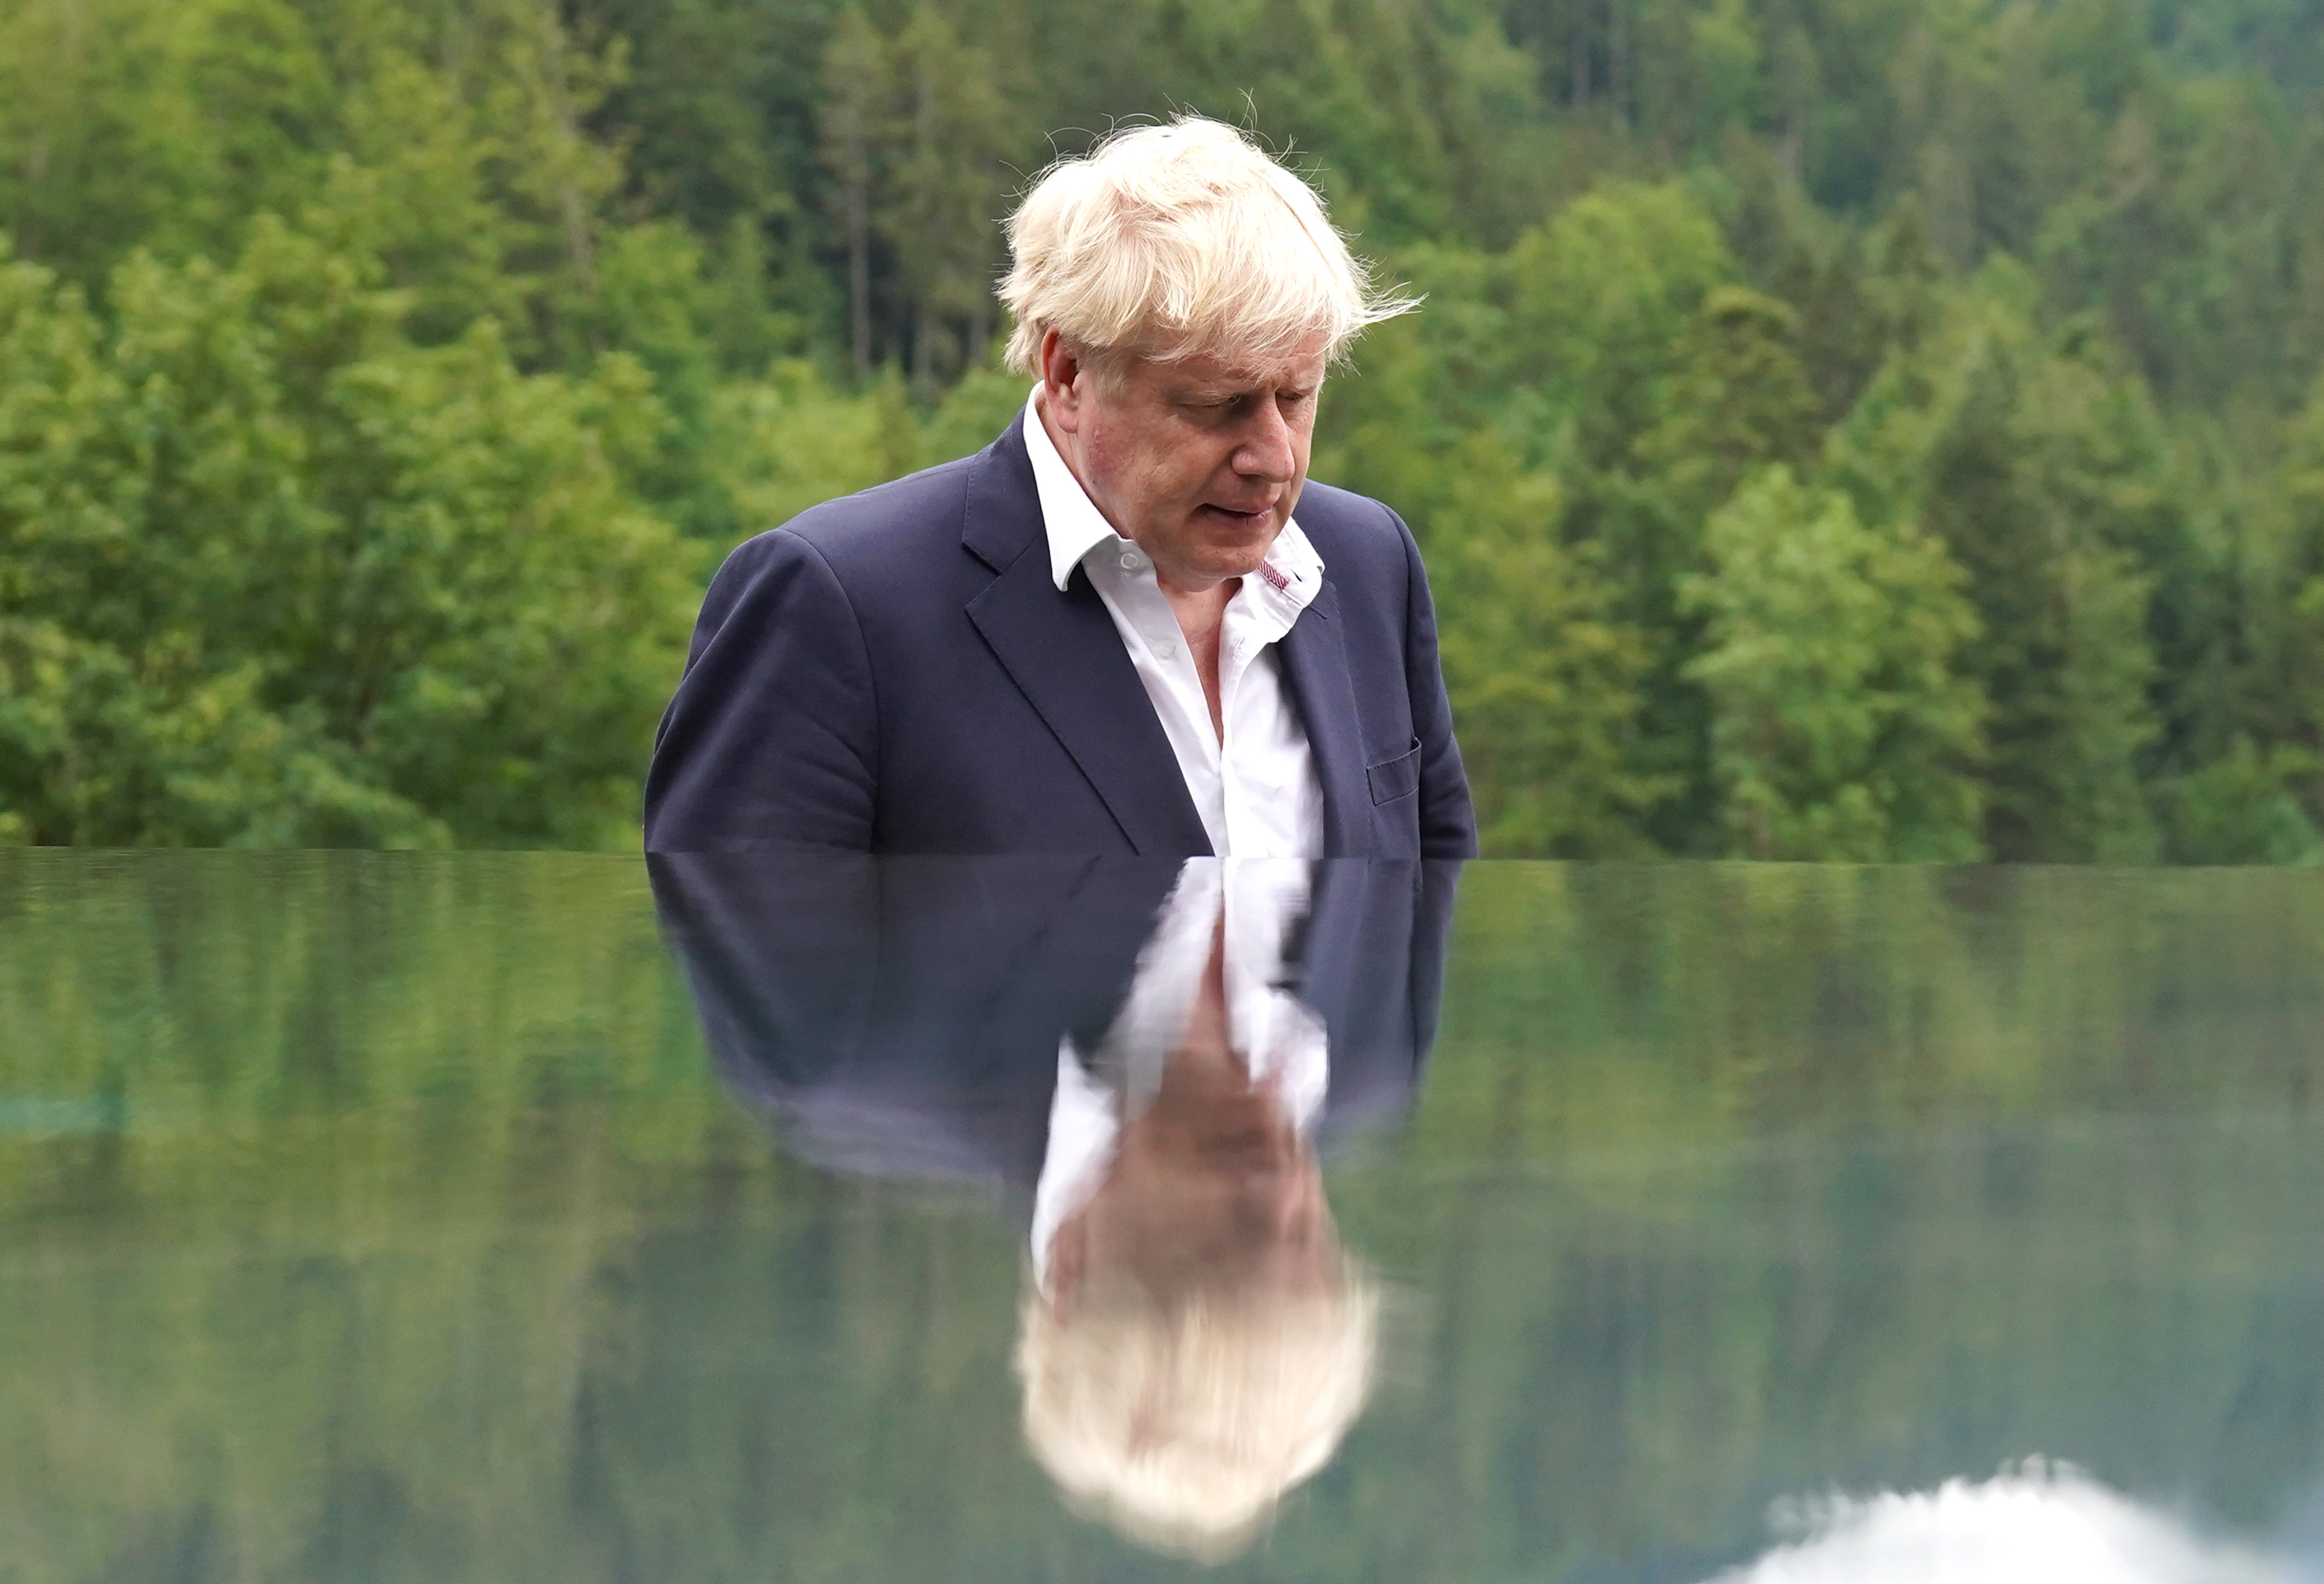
[1042,331,1329,590]
[1087,1045,1335,1302]
[1048,1000,1338,1313]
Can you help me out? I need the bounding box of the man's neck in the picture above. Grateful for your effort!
[1160,576,1237,740]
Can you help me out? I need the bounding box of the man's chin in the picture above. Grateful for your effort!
[1185,514,1281,575]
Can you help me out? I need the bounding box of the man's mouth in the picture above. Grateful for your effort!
[1199,503,1273,528]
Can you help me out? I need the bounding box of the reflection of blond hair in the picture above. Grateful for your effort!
[1014,1265,1380,1562]
[1000,117,1417,377]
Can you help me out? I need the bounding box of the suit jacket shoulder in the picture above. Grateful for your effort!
[756,450,990,580]
[1289,477,1412,549]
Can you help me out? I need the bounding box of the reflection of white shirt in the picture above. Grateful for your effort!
[1030,859,1328,1284]
[1022,386,1325,858]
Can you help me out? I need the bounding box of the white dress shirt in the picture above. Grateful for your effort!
[1021,386,1325,859]
[1030,858,1328,1284]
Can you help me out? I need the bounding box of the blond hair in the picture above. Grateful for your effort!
[999,117,1416,377]
[1014,1266,1381,1562]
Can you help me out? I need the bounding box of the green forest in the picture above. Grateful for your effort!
[3,0,2324,860]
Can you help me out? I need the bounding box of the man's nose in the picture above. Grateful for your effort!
[1233,398,1297,483]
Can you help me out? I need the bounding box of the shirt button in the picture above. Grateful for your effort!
[1119,549,1143,571]
[1155,639,1178,659]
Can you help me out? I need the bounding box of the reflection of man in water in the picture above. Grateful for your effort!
[650,849,1453,1553]
[1015,860,1379,1561]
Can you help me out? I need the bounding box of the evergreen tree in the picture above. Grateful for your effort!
[1423,436,1656,856]
[818,8,888,382]
[1683,465,1986,862]
[1833,280,2162,861]
[880,7,1016,392]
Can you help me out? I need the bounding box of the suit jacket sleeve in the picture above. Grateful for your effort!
[644,529,880,851]
[1393,508,1480,859]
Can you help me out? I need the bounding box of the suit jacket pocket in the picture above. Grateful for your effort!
[1366,737,1423,806]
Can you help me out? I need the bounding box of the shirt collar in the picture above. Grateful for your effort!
[1019,384,1325,603]
[1022,385,1118,592]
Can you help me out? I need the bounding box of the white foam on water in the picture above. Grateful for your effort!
[1707,1463,2300,1584]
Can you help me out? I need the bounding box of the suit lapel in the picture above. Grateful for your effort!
[962,420,1213,857]
[1278,578,1373,857]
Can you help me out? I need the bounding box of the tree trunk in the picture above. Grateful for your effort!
[847,171,872,381]
[913,301,937,400]
[1570,0,1591,108]
[537,1,598,299]
[968,297,992,368]
[1609,0,1628,124]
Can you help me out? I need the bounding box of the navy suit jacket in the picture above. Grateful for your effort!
[644,413,1477,857]
[649,853,1461,1196]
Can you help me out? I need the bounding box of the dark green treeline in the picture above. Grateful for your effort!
[5,0,2324,858]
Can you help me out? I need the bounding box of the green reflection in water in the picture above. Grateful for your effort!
[1,853,2320,1582]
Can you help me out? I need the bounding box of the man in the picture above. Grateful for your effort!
[645,116,1474,858]
[1012,860,1382,1562]
[650,850,1456,1557]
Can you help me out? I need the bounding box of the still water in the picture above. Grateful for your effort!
[1,851,2320,1582]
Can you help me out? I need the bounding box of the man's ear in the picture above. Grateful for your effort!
[1040,328,1087,433]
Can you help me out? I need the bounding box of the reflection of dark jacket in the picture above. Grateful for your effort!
[649,855,1461,1195]
[641,415,1475,858]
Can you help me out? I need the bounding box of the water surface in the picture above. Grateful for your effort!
[2,853,2319,1581]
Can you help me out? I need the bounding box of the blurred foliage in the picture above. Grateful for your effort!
[3,0,2324,856]
[0,229,693,846]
